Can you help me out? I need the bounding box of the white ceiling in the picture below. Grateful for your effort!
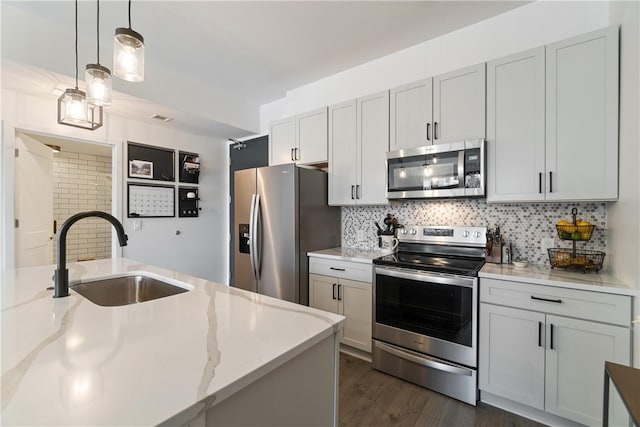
[1,1,529,139]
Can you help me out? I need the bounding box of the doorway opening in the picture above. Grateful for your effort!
[14,131,113,267]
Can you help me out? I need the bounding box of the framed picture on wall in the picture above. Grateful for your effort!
[129,160,154,179]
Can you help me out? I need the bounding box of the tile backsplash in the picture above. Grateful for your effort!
[342,200,608,267]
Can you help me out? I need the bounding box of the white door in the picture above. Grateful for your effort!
[357,90,389,205]
[545,26,619,200]
[486,47,546,202]
[296,107,327,164]
[15,133,54,267]
[339,278,372,353]
[328,99,357,205]
[433,63,486,143]
[479,304,546,410]
[545,315,630,427]
[269,116,296,166]
[389,78,433,150]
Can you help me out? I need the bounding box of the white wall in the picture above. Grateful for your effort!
[260,1,611,130]
[1,89,229,284]
[607,0,640,367]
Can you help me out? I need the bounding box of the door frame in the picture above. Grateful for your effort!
[1,121,122,269]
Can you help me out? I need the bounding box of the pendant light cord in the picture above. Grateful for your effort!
[74,0,79,89]
[128,0,132,29]
[96,0,100,63]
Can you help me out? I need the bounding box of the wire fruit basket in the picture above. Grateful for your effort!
[548,208,605,273]
[548,248,605,272]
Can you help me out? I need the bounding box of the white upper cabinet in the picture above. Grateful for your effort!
[487,47,546,202]
[328,100,357,206]
[487,26,619,202]
[328,91,389,206]
[545,26,619,201]
[269,116,296,166]
[269,107,328,166]
[390,63,485,150]
[389,78,433,150]
[357,90,389,205]
[433,63,486,144]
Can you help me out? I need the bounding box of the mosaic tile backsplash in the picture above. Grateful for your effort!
[342,200,608,267]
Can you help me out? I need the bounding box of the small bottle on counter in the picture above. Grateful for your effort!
[502,241,512,264]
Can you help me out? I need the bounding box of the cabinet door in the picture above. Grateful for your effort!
[390,78,433,150]
[487,47,546,202]
[269,116,296,166]
[545,26,619,201]
[339,278,372,353]
[545,315,630,426]
[433,63,486,144]
[296,107,328,164]
[479,304,545,410]
[357,90,389,205]
[328,100,357,205]
[309,274,339,314]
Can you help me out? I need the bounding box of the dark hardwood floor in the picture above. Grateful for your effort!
[339,354,546,427]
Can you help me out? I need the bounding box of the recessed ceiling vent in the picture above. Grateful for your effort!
[150,114,173,122]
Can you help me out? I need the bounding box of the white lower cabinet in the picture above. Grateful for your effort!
[309,273,372,353]
[479,278,632,426]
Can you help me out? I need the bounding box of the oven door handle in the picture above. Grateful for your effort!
[375,341,473,377]
[374,266,476,288]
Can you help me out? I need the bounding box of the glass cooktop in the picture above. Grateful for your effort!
[373,251,485,276]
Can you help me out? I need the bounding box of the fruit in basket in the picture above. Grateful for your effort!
[556,220,576,233]
[561,231,572,239]
[571,231,582,240]
[577,220,591,226]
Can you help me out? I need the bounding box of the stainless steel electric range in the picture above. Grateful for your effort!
[372,225,487,406]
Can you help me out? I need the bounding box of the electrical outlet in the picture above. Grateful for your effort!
[541,238,554,253]
[133,220,142,231]
[356,229,365,242]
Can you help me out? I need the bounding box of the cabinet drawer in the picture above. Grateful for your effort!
[309,257,372,283]
[480,278,632,326]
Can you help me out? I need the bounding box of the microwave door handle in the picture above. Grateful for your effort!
[457,150,465,188]
[375,341,473,377]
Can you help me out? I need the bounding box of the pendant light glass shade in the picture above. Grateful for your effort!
[57,88,103,130]
[113,27,144,82]
[57,0,103,131]
[85,64,112,106]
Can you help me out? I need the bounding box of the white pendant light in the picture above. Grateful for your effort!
[58,0,103,130]
[85,0,112,106]
[113,0,144,82]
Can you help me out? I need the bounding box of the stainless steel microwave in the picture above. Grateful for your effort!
[386,139,485,199]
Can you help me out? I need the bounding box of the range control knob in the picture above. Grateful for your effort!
[474,231,482,238]
[401,229,408,235]
[462,231,470,237]
[410,229,417,235]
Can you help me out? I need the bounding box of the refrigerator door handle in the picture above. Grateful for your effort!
[249,193,258,281]
[254,193,262,280]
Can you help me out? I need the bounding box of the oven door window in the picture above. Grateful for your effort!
[376,272,472,347]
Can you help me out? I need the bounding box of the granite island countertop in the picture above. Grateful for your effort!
[0,258,345,426]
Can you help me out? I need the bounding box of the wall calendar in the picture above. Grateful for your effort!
[127,184,175,218]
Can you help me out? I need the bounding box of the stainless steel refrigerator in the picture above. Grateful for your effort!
[233,163,341,305]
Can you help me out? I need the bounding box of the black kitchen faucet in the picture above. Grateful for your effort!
[53,211,128,298]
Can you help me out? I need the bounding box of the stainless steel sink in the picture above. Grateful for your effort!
[71,274,190,306]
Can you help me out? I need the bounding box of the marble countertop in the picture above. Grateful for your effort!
[0,258,345,426]
[307,247,384,264]
[480,263,637,296]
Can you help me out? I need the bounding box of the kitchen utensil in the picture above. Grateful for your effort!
[374,221,384,235]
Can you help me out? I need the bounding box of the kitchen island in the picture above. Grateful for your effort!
[1,258,345,426]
